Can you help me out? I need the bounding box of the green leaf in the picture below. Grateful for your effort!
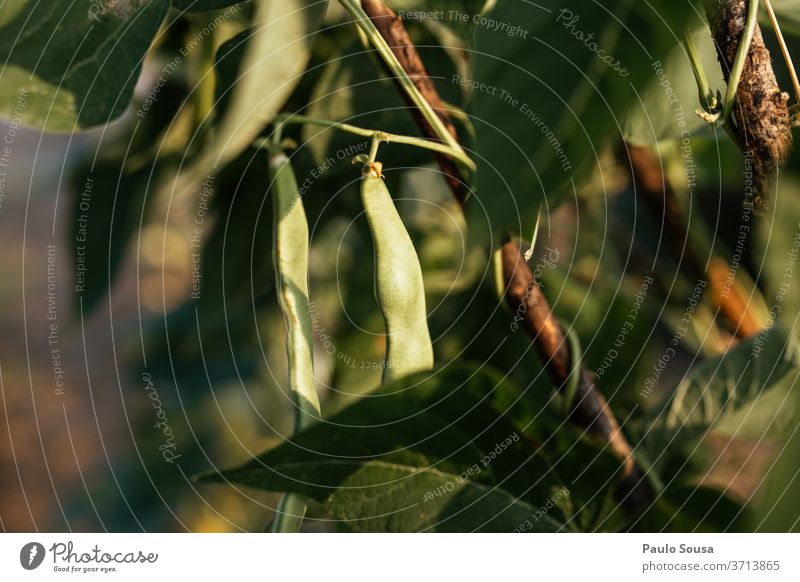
[197,364,568,532]
[172,0,245,13]
[187,0,327,176]
[651,325,800,443]
[0,0,170,131]
[469,0,697,244]
[751,389,800,531]
[758,176,800,338]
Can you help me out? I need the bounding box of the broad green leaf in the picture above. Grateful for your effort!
[185,0,327,177]
[469,0,697,244]
[198,364,571,532]
[652,325,800,443]
[623,23,724,144]
[172,0,246,13]
[752,389,800,531]
[0,0,170,131]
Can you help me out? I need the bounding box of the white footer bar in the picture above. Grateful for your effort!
[1,533,797,580]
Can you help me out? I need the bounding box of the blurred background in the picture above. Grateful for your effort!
[2,2,800,532]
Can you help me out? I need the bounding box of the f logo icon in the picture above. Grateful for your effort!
[20,542,45,570]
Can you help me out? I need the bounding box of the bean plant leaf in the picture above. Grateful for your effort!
[0,0,171,132]
[650,325,800,444]
[186,0,328,177]
[469,0,697,244]
[751,388,800,532]
[197,364,581,532]
[758,177,800,338]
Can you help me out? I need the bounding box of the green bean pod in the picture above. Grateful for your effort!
[269,151,321,532]
[361,165,434,384]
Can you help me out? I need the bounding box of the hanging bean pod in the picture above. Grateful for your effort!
[269,151,321,532]
[360,164,434,383]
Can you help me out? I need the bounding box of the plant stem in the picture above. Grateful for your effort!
[188,14,217,134]
[368,134,383,163]
[762,0,800,115]
[683,30,717,111]
[274,114,477,171]
[337,0,465,156]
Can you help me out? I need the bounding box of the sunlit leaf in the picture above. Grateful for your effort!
[0,0,170,131]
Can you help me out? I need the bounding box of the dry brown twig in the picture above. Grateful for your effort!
[501,240,653,513]
[708,0,793,206]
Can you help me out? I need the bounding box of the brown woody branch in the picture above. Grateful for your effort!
[361,0,469,207]
[622,141,764,339]
[708,0,792,205]
[501,240,653,514]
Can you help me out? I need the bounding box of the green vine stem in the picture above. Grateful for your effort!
[690,0,759,126]
[188,14,217,136]
[368,133,383,164]
[683,30,718,112]
[272,113,477,171]
[560,324,583,418]
[337,0,466,157]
